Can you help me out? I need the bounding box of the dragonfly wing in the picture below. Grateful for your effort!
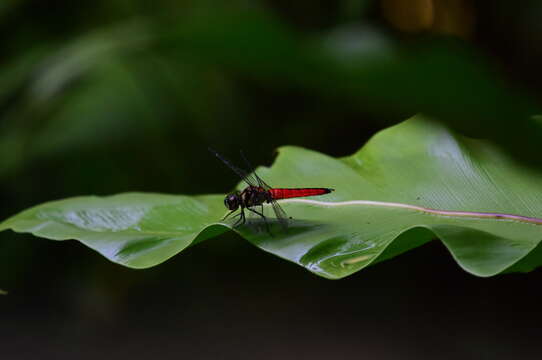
[209,147,258,187]
[239,151,288,229]
[270,199,289,230]
[239,150,274,190]
[254,171,272,190]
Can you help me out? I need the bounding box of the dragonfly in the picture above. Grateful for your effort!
[209,148,334,233]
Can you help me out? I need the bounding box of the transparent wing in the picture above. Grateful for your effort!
[239,150,272,190]
[270,199,289,230]
[239,150,288,229]
[211,148,289,231]
[209,147,258,187]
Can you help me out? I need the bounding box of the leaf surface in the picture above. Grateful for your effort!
[2,116,542,278]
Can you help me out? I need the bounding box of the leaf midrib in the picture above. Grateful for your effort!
[282,199,542,226]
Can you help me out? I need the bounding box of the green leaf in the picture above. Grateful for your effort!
[0,194,228,269]
[2,115,542,278]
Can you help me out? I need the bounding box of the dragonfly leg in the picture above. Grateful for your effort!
[222,210,237,221]
[232,208,246,228]
[247,207,271,236]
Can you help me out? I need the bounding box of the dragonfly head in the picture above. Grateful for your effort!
[224,193,240,211]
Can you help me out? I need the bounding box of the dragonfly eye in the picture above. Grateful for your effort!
[224,194,239,210]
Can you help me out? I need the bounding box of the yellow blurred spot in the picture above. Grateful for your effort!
[380,0,474,38]
[342,255,371,266]
[381,0,434,32]
[432,0,474,38]
[0,289,7,295]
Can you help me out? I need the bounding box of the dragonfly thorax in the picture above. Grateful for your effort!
[240,186,270,208]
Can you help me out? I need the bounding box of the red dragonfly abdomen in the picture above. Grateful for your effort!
[269,188,334,200]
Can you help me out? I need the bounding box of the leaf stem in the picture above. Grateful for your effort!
[281,199,542,225]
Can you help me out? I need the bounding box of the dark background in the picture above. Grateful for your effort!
[1,1,542,359]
